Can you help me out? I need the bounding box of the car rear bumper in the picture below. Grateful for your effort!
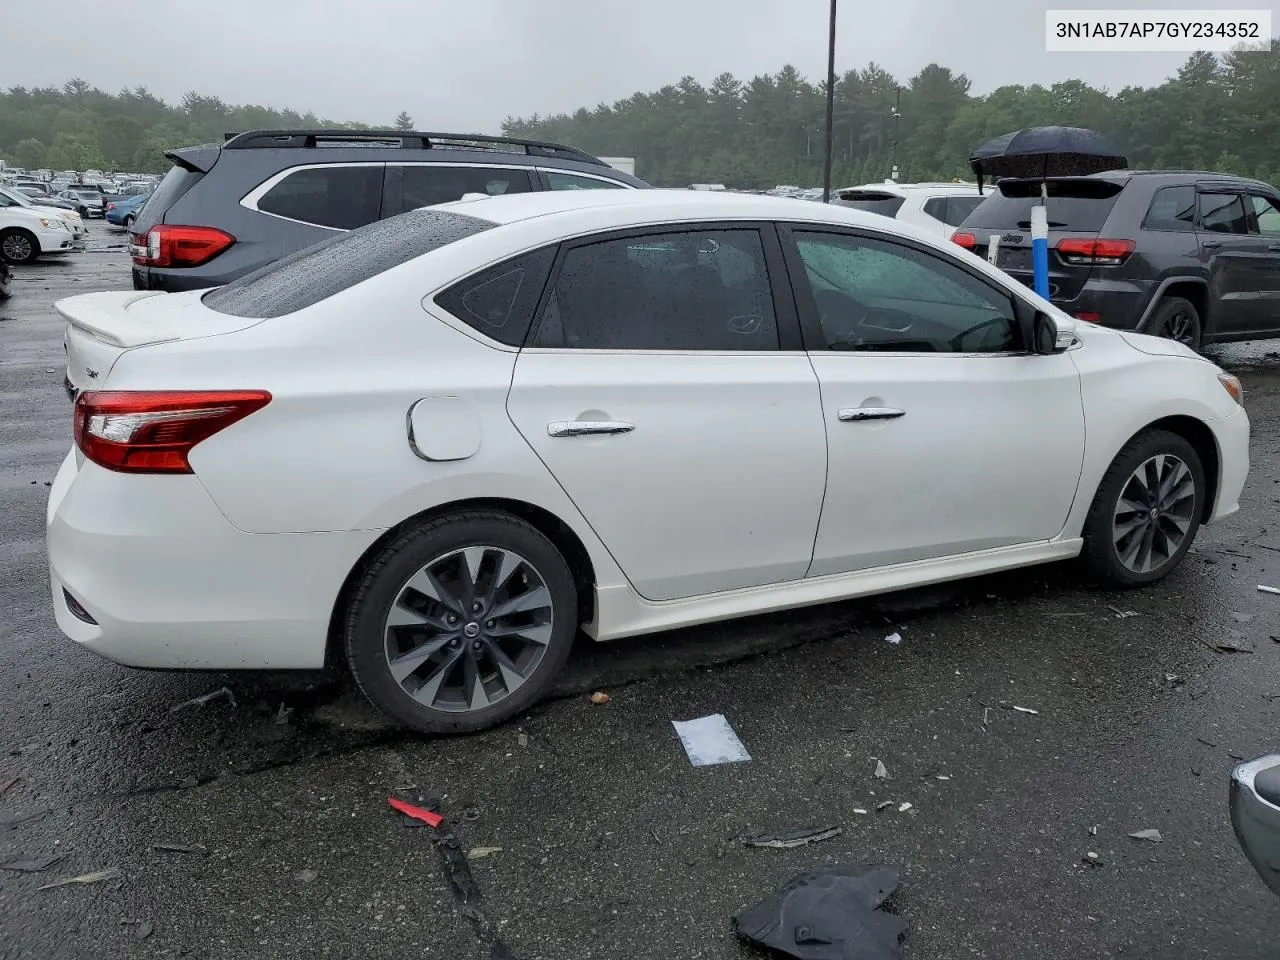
[46,450,379,670]
[1003,271,1154,330]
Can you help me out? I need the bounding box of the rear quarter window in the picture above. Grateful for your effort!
[203,208,495,319]
[256,165,383,230]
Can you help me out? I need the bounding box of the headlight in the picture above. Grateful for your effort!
[39,218,67,230]
[1218,372,1244,406]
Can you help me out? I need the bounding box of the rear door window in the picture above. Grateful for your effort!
[1143,185,1196,231]
[393,165,534,214]
[964,179,1124,232]
[256,165,383,230]
[1248,194,1280,237]
[1198,192,1249,234]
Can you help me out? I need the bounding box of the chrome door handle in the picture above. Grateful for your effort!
[837,407,906,422]
[547,420,635,437]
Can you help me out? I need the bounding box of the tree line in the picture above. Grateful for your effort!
[504,44,1280,188]
[2,45,1278,187]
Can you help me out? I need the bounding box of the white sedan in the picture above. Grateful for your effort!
[48,190,1249,733]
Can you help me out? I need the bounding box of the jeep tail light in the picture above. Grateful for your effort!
[1075,311,1102,324]
[951,231,977,250]
[74,390,270,474]
[1056,238,1134,266]
[130,225,234,268]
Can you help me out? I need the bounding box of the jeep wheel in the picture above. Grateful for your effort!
[1149,296,1202,352]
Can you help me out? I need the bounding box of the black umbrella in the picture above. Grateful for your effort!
[969,126,1127,194]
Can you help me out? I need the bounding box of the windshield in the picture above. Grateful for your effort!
[0,186,34,207]
[962,178,1126,232]
[17,187,45,197]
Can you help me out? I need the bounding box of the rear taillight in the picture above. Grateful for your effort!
[73,390,270,474]
[1056,238,1134,266]
[951,231,977,250]
[1075,311,1103,324]
[130,225,234,268]
[106,202,116,211]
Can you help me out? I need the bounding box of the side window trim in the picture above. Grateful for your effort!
[524,221,802,352]
[534,167,636,190]
[777,222,1029,356]
[240,161,386,231]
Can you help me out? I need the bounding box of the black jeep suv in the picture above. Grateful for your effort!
[129,129,647,292]
[954,170,1280,351]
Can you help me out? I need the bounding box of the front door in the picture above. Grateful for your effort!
[781,226,1087,576]
[1197,189,1262,338]
[507,225,828,602]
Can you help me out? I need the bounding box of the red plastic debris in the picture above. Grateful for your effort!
[388,796,443,828]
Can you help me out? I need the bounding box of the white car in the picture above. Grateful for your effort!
[0,185,87,245]
[0,189,82,264]
[831,181,988,240]
[47,190,1249,734]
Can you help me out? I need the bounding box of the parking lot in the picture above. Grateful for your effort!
[3,222,1280,959]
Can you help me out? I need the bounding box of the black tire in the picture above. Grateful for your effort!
[342,510,578,734]
[1081,429,1205,587]
[77,206,88,219]
[1147,296,1202,352]
[0,228,39,265]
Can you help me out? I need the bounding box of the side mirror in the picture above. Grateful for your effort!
[1015,300,1065,355]
[1032,311,1059,355]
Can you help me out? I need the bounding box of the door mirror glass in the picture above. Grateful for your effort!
[1033,311,1060,355]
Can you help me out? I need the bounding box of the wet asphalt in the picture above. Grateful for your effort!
[2,223,1280,960]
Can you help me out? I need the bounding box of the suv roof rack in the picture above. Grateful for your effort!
[220,129,609,166]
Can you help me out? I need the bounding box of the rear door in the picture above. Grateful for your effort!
[506,223,828,602]
[1244,191,1280,335]
[1196,188,1258,337]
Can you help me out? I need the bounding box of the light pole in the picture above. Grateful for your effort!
[821,0,837,203]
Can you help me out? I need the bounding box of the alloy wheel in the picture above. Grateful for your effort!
[382,546,554,713]
[1112,453,1197,573]
[1,234,33,263]
[1162,310,1197,347]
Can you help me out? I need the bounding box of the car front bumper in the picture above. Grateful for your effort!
[46,450,379,670]
[1209,406,1249,523]
[32,224,79,255]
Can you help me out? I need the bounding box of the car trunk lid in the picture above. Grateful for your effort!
[57,290,261,395]
[958,177,1128,302]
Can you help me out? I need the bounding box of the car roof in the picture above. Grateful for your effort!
[838,181,983,196]
[432,188,944,235]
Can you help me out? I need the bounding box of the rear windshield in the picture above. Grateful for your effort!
[962,178,1125,232]
[137,164,204,225]
[835,192,905,217]
[203,208,496,319]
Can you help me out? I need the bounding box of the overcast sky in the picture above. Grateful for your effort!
[2,0,1275,130]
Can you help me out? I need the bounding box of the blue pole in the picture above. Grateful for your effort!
[1031,203,1050,299]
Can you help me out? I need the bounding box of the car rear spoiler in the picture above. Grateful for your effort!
[55,292,172,348]
[163,144,222,174]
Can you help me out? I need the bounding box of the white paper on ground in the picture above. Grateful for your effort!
[672,714,751,766]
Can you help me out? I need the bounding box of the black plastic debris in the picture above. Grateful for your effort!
[733,865,906,959]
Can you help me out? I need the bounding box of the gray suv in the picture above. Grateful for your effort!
[954,170,1280,351]
[130,129,647,292]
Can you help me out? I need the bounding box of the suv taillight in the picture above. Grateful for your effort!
[130,225,234,268]
[951,231,977,250]
[74,390,270,474]
[1056,238,1134,266]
